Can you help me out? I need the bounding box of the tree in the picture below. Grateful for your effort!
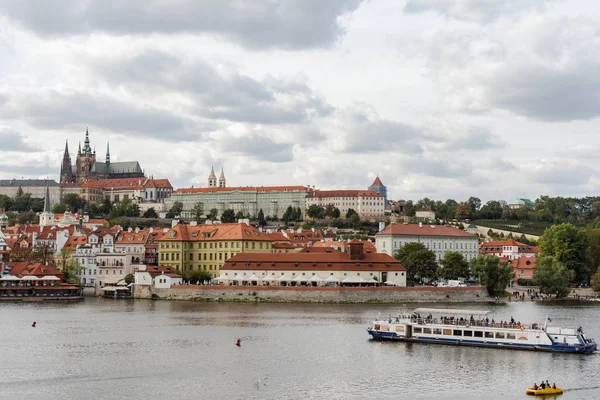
[467,196,482,215]
[221,209,236,223]
[282,206,294,222]
[257,209,266,227]
[56,251,84,285]
[235,211,245,220]
[534,256,575,298]
[0,194,13,211]
[185,269,212,284]
[324,203,336,218]
[191,202,204,222]
[110,198,140,218]
[30,198,45,213]
[292,207,302,221]
[142,207,158,218]
[346,208,357,219]
[207,208,219,220]
[331,207,341,219]
[63,193,86,212]
[349,213,361,228]
[395,242,438,283]
[537,223,589,284]
[586,227,600,278]
[455,202,471,220]
[307,204,325,219]
[124,273,135,285]
[52,203,67,214]
[439,251,470,280]
[591,269,600,292]
[471,255,514,296]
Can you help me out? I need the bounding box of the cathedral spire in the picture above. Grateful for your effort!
[60,139,74,183]
[83,126,92,154]
[219,167,226,188]
[78,141,81,155]
[106,141,110,164]
[208,166,217,187]
[43,182,50,213]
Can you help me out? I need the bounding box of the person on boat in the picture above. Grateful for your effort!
[532,383,538,390]
[546,380,550,388]
[552,383,556,389]
[540,381,545,389]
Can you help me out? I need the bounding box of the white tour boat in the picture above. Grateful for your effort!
[367,308,597,354]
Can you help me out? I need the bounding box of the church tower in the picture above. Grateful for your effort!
[219,167,226,188]
[75,127,97,183]
[39,184,55,227]
[106,141,111,164]
[208,166,217,187]
[60,140,75,183]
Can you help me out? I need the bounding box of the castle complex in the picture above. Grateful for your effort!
[60,128,144,184]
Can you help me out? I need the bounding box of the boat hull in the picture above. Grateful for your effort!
[367,329,597,354]
[526,387,563,396]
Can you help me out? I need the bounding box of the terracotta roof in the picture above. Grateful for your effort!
[222,251,405,272]
[311,240,376,253]
[97,177,172,190]
[140,265,181,278]
[377,224,476,238]
[81,181,103,188]
[511,256,536,269]
[159,223,273,242]
[62,235,89,251]
[115,231,148,245]
[370,176,384,187]
[173,185,307,194]
[480,239,537,254]
[3,262,64,280]
[86,219,109,225]
[308,189,382,198]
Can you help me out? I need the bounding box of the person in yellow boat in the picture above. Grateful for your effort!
[552,383,556,390]
[532,383,538,390]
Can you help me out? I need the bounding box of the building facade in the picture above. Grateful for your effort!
[0,179,61,208]
[157,223,275,277]
[60,128,144,184]
[415,209,436,221]
[479,239,537,260]
[376,223,479,262]
[306,189,385,219]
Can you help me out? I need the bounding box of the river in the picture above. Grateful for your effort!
[0,299,599,400]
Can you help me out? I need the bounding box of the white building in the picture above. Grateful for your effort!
[74,244,98,287]
[134,265,183,288]
[479,239,537,260]
[306,189,385,219]
[376,223,479,262]
[415,209,436,221]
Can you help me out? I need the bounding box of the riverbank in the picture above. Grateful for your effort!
[133,285,489,303]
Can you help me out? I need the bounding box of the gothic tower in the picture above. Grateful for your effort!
[208,166,217,187]
[39,183,54,227]
[219,167,226,188]
[106,141,111,164]
[75,127,97,183]
[59,140,75,183]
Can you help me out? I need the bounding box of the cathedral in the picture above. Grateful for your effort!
[60,128,145,184]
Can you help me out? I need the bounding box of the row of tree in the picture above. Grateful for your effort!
[0,190,45,213]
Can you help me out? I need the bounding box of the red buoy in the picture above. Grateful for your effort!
[236,338,241,346]
[32,321,36,328]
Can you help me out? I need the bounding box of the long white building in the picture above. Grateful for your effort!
[376,223,479,262]
[306,189,385,219]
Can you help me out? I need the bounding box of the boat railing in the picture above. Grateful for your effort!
[408,317,541,330]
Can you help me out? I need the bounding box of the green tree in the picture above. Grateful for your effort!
[292,207,302,221]
[57,251,84,285]
[0,194,13,211]
[221,209,236,223]
[307,204,325,219]
[109,198,140,218]
[585,227,600,278]
[185,269,212,284]
[207,208,219,220]
[331,207,341,219]
[52,203,67,214]
[591,269,600,292]
[190,202,204,222]
[12,192,31,212]
[346,208,357,219]
[124,273,135,285]
[467,196,482,215]
[471,255,514,296]
[62,193,86,212]
[235,210,245,220]
[282,206,294,222]
[142,207,158,218]
[29,198,45,213]
[455,202,471,220]
[324,203,336,218]
[394,242,438,283]
[534,256,575,298]
[439,251,470,280]
[349,213,361,228]
[257,209,266,227]
[537,223,589,284]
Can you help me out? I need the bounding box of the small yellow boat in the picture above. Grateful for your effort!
[526,386,563,396]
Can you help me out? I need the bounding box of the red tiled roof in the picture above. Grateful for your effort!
[97,177,172,190]
[377,224,476,238]
[159,223,273,242]
[308,189,382,198]
[222,251,404,272]
[370,176,384,187]
[4,262,64,280]
[511,256,536,269]
[173,185,307,194]
[115,231,148,244]
[311,240,376,253]
[139,265,181,278]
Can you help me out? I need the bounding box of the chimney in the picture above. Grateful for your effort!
[378,221,385,232]
[419,222,422,228]
[348,241,364,260]
[128,227,133,232]
[135,227,140,233]
[190,221,198,227]
[149,227,153,233]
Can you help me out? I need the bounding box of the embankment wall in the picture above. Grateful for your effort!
[133,285,488,303]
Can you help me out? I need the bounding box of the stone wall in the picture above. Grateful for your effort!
[133,285,488,303]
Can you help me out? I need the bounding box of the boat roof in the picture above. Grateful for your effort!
[413,308,491,316]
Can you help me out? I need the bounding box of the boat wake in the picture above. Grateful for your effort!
[563,385,600,392]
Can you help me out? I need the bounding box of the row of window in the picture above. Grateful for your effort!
[391,241,477,250]
[161,241,267,250]
[160,251,238,262]
[81,269,123,276]
[413,327,518,340]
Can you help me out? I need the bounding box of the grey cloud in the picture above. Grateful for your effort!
[87,49,333,126]
[335,105,424,154]
[404,0,555,24]
[439,127,505,151]
[0,128,39,151]
[217,134,294,163]
[530,161,594,186]
[0,88,204,141]
[0,0,364,50]
[399,154,474,179]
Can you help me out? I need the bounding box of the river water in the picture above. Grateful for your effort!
[0,299,599,400]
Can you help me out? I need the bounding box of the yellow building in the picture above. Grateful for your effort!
[157,223,274,277]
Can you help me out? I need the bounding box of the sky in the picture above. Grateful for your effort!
[1,0,599,203]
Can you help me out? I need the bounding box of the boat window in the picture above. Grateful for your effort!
[374,324,380,330]
[463,330,473,337]
[443,329,452,335]
[495,332,505,339]
[414,327,422,334]
[423,328,432,334]
[433,328,442,335]
[453,330,462,336]
[474,331,483,338]
[506,333,516,340]
[485,332,494,338]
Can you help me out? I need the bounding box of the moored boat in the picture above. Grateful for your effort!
[367,308,596,354]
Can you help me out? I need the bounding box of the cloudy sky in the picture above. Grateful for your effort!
[1,0,599,202]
